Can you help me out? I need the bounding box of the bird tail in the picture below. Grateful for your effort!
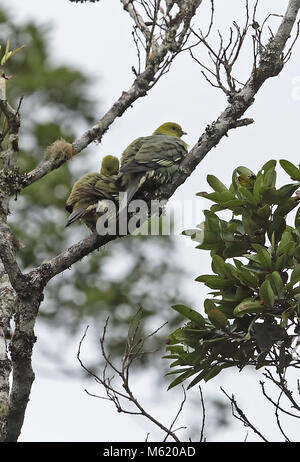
[65,208,86,227]
[119,173,144,212]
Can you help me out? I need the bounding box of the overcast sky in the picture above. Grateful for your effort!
[2,0,300,442]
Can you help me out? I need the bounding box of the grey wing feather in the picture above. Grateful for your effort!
[120,135,187,173]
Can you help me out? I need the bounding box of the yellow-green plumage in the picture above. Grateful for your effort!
[119,122,188,207]
[232,166,256,193]
[65,155,120,230]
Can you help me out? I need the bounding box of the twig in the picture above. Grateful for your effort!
[163,386,187,442]
[221,387,269,442]
[198,385,206,442]
[77,319,184,442]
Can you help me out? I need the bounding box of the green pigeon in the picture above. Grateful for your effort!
[232,166,256,192]
[65,155,120,230]
[118,122,188,209]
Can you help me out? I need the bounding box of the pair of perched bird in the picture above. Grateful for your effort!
[65,122,188,232]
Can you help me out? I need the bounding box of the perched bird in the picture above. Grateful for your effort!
[232,166,256,193]
[65,155,120,230]
[118,122,188,208]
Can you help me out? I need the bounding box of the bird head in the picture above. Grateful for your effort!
[152,122,187,138]
[100,155,120,176]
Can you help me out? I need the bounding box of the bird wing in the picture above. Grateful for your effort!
[120,135,187,173]
[81,174,120,200]
[65,172,100,212]
[120,137,145,170]
[65,208,87,227]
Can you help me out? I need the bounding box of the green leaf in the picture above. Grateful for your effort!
[196,191,221,202]
[291,264,300,284]
[196,230,222,251]
[182,227,204,243]
[167,368,199,390]
[274,184,300,204]
[256,204,271,220]
[233,298,265,317]
[223,242,250,259]
[235,267,259,289]
[277,240,296,257]
[242,213,259,235]
[171,305,205,327]
[268,271,284,297]
[261,159,277,173]
[253,172,265,202]
[238,187,257,205]
[257,249,272,271]
[165,345,185,355]
[187,370,207,389]
[259,280,275,308]
[274,198,299,218]
[196,275,233,289]
[211,199,244,213]
[267,216,286,243]
[274,254,288,273]
[211,255,235,280]
[204,365,224,382]
[211,254,227,277]
[280,159,300,181]
[204,210,221,232]
[262,187,278,204]
[215,300,237,317]
[226,219,244,234]
[253,322,274,352]
[207,175,229,193]
[263,167,277,188]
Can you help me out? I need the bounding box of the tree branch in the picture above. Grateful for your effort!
[221,386,269,442]
[22,0,203,188]
[0,222,25,293]
[25,0,300,289]
[77,318,186,442]
[158,0,300,197]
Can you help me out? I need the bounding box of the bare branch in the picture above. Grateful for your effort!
[221,387,269,442]
[77,319,186,442]
[260,380,300,419]
[162,386,187,442]
[263,369,300,413]
[198,386,206,442]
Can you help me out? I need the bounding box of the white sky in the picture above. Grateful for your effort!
[2,0,300,442]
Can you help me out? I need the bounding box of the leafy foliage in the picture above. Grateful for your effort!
[166,160,300,389]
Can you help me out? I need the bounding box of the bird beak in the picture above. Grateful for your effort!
[181,130,187,135]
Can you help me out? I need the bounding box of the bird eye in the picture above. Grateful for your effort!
[172,126,176,130]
